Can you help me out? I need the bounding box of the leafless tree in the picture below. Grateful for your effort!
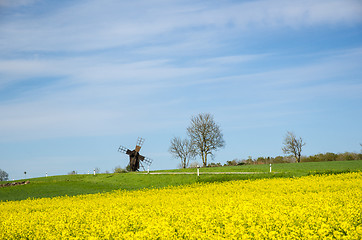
[169,137,195,168]
[187,113,225,167]
[282,131,306,163]
[0,169,9,181]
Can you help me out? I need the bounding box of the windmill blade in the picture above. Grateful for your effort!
[136,137,145,147]
[142,156,153,166]
[138,154,152,166]
[135,137,145,152]
[118,145,129,154]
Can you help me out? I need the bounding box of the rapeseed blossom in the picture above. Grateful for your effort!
[0,173,361,239]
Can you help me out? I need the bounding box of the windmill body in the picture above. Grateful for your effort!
[118,138,152,171]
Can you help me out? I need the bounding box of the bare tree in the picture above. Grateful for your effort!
[187,113,225,167]
[282,131,306,163]
[169,137,195,168]
[0,169,9,181]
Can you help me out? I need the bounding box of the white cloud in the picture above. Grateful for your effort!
[0,1,361,139]
[1,1,361,179]
[1,0,361,53]
[0,0,38,7]
[198,54,270,65]
[0,56,206,93]
[215,0,362,28]
[1,46,360,142]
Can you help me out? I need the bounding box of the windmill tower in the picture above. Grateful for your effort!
[118,137,153,171]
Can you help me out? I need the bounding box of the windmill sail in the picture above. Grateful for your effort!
[118,145,129,154]
[135,137,144,152]
[142,156,153,166]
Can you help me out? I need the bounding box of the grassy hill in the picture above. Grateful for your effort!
[1,160,361,201]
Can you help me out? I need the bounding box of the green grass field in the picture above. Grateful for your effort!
[1,160,361,202]
[160,160,362,173]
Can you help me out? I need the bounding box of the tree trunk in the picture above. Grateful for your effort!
[295,155,299,163]
[202,152,207,167]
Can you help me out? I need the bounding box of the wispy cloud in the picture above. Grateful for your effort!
[1,0,361,54]
[1,45,360,142]
[0,0,38,8]
[0,0,361,179]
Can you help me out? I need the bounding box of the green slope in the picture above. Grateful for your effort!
[1,160,361,201]
[0,173,198,201]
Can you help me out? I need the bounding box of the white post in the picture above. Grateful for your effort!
[93,169,95,175]
[269,163,272,173]
[197,168,199,176]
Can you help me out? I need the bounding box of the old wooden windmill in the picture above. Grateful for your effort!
[118,137,153,171]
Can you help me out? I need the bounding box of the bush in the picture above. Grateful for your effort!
[273,156,290,163]
[207,162,222,167]
[113,166,127,173]
[225,159,239,166]
[224,159,245,166]
[337,152,361,161]
[302,152,362,162]
[235,152,361,165]
[125,164,132,172]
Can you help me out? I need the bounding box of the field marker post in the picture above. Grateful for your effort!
[269,163,272,173]
[197,165,200,176]
[93,169,96,175]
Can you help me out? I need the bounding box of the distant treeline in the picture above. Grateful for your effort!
[216,152,362,167]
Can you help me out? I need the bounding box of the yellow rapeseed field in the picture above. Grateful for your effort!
[0,172,361,239]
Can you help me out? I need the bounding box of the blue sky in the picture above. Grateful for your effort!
[1,0,362,180]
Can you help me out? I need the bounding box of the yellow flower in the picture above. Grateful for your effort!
[0,172,361,239]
